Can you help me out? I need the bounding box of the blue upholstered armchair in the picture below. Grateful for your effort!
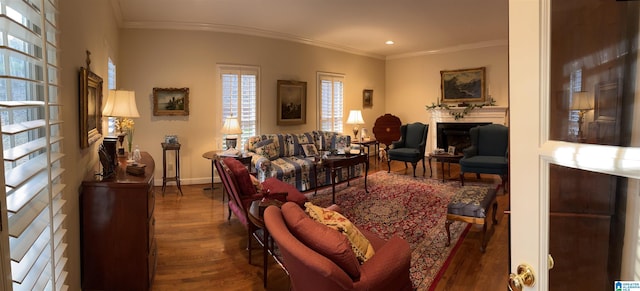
[387,122,429,177]
[459,124,508,190]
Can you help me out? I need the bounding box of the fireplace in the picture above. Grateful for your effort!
[426,106,508,154]
[436,122,491,154]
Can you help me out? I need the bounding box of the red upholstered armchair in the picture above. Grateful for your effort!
[216,157,307,262]
[264,202,413,291]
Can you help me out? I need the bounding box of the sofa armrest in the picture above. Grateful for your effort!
[357,236,411,290]
[247,154,272,180]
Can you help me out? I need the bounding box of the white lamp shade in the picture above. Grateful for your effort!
[221,117,243,135]
[346,110,365,125]
[102,90,140,118]
[571,91,593,110]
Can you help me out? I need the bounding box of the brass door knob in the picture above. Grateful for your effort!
[508,264,535,291]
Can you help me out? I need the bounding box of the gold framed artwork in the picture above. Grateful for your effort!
[277,80,306,125]
[153,87,190,116]
[79,65,103,149]
[440,67,486,103]
[363,89,373,107]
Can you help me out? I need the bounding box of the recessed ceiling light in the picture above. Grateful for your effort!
[385,40,394,45]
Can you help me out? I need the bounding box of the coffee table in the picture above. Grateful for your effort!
[428,153,464,182]
[315,154,369,203]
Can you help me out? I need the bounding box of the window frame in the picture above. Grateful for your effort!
[216,64,260,150]
[317,72,345,133]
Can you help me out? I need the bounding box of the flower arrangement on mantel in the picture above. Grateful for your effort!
[425,97,497,120]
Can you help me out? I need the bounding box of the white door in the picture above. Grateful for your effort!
[510,0,640,290]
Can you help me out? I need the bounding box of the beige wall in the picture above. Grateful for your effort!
[117,29,386,185]
[55,2,508,288]
[385,44,509,125]
[59,0,120,289]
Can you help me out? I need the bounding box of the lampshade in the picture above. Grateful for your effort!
[570,91,593,111]
[220,116,243,135]
[346,110,364,125]
[102,90,140,118]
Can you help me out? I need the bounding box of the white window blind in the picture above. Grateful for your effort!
[318,73,344,132]
[0,0,67,290]
[105,58,116,135]
[218,64,259,150]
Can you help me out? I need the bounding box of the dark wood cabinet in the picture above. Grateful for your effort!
[81,152,157,291]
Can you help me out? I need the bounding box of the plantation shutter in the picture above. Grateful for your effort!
[0,0,67,290]
[318,73,344,132]
[218,64,259,150]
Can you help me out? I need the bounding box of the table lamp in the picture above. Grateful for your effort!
[570,91,593,140]
[221,116,243,150]
[346,110,365,141]
[102,90,140,156]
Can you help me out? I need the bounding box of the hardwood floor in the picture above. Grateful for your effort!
[152,157,509,290]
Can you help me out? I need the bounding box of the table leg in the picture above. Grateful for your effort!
[429,157,433,178]
[440,160,445,182]
[331,169,337,204]
[313,163,318,196]
[263,227,268,288]
[364,159,369,193]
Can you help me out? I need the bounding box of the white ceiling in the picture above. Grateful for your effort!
[110,0,508,59]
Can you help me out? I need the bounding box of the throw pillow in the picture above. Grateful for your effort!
[281,203,361,278]
[223,157,256,197]
[304,202,375,263]
[300,143,319,157]
[254,139,279,160]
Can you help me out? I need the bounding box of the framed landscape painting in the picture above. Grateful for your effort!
[153,87,189,116]
[440,67,486,103]
[277,80,306,125]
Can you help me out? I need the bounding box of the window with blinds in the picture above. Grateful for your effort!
[318,72,344,132]
[0,0,67,290]
[105,57,116,135]
[218,64,259,150]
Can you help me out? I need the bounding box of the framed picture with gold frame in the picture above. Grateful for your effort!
[440,67,486,103]
[79,66,103,149]
[363,89,373,107]
[153,87,190,116]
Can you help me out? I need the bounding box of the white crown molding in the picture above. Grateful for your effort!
[119,20,386,60]
[386,39,509,60]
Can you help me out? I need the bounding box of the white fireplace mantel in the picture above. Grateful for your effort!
[427,106,508,154]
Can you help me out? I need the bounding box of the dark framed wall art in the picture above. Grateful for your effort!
[277,80,306,125]
[440,67,486,103]
[79,66,103,149]
[363,89,373,107]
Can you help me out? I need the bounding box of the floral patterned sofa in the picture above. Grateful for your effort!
[245,131,362,192]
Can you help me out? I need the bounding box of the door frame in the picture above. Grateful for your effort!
[510,0,640,289]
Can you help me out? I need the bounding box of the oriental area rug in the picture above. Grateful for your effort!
[307,171,493,290]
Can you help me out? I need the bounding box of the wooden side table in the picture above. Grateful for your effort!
[248,199,284,288]
[202,150,252,193]
[353,139,379,163]
[428,153,464,182]
[162,142,183,195]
